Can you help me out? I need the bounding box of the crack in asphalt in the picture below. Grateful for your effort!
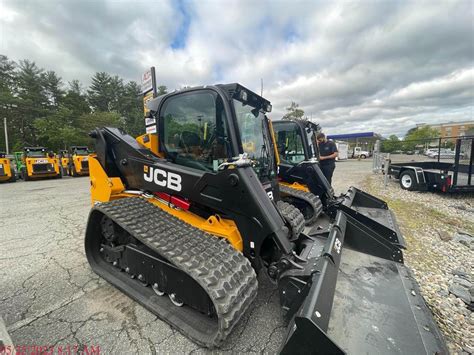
[1,178,290,353]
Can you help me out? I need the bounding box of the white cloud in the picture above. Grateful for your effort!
[0,0,472,137]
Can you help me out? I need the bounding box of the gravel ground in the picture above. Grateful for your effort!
[365,173,474,354]
[1,159,471,354]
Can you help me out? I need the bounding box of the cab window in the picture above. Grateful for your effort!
[274,123,306,165]
[161,91,231,171]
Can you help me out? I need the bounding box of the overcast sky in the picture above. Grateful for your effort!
[1,0,473,136]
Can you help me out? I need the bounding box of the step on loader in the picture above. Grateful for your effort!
[0,152,17,183]
[17,147,62,181]
[85,83,446,353]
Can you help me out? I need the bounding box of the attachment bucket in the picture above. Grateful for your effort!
[279,208,447,354]
[340,187,405,248]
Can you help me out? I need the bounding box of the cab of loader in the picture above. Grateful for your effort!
[275,120,320,165]
[146,84,279,192]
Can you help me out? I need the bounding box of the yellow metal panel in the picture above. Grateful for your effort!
[146,197,243,252]
[143,91,154,116]
[110,192,244,252]
[136,134,163,157]
[61,158,69,169]
[279,181,310,192]
[267,119,280,166]
[72,155,89,175]
[88,151,243,251]
[0,158,13,181]
[89,155,125,204]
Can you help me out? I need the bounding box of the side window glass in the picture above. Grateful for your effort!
[275,125,305,165]
[161,91,230,171]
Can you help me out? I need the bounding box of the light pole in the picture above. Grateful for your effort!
[3,117,8,154]
[2,104,17,155]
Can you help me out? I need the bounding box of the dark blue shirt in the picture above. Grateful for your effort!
[319,140,338,165]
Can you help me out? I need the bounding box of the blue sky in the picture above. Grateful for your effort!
[0,0,472,136]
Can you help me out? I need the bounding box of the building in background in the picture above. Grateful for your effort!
[326,132,383,155]
[416,120,474,140]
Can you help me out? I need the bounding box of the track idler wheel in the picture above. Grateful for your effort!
[138,274,148,287]
[101,216,117,243]
[169,293,184,307]
[152,283,165,296]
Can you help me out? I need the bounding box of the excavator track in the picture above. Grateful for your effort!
[279,184,323,225]
[85,197,258,347]
[276,200,305,240]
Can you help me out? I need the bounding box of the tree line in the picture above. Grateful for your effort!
[0,54,168,152]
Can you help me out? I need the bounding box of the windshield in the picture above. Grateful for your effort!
[26,150,46,158]
[274,122,307,165]
[233,99,275,179]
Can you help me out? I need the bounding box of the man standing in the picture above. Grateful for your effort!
[317,133,338,184]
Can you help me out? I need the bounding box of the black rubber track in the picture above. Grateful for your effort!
[279,184,323,226]
[276,200,305,240]
[85,197,258,347]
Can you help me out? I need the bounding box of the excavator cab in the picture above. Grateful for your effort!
[85,83,446,353]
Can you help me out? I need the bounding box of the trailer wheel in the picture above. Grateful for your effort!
[399,170,418,191]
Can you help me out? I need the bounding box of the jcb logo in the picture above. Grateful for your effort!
[144,166,182,192]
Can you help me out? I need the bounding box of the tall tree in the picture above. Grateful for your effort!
[157,85,168,96]
[121,81,144,136]
[109,75,126,113]
[34,107,86,150]
[0,55,20,151]
[381,134,401,153]
[87,72,113,112]
[16,60,49,145]
[69,79,83,95]
[403,126,440,150]
[282,101,305,121]
[63,80,90,125]
[42,70,64,107]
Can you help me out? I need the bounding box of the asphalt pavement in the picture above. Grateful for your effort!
[0,159,372,353]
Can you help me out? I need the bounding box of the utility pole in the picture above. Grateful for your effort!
[4,117,9,154]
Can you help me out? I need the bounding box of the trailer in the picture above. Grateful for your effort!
[335,141,348,160]
[388,136,474,193]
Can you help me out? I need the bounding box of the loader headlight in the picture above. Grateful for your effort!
[266,104,272,112]
[239,90,248,102]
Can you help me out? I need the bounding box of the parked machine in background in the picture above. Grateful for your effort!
[16,147,62,181]
[58,150,69,176]
[0,152,17,183]
[84,84,445,354]
[351,146,370,159]
[67,146,90,177]
[335,141,348,160]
